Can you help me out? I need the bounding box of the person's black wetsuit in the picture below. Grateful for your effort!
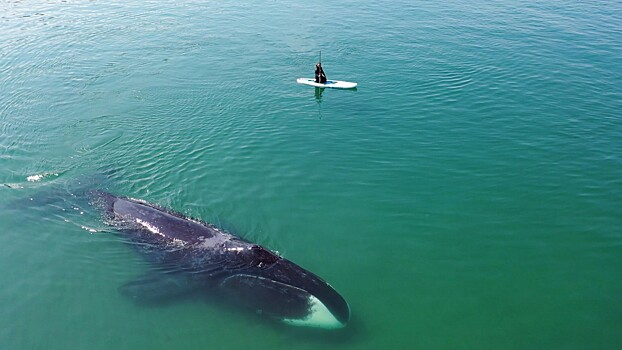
[315,65,327,83]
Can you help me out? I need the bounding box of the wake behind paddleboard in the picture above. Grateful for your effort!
[296,78,357,89]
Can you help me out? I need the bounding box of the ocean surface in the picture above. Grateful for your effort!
[1,0,621,349]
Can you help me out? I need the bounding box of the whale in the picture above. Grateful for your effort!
[90,191,350,329]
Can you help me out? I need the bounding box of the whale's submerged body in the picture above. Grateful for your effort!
[92,192,350,329]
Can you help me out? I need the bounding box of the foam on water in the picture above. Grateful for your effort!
[26,173,58,182]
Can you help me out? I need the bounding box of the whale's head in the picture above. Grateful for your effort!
[219,245,350,329]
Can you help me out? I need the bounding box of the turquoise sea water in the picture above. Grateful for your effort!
[1,0,621,348]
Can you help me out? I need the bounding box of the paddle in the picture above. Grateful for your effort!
[318,51,326,83]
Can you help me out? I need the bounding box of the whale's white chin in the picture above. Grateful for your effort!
[282,295,347,329]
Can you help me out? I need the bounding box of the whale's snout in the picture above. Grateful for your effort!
[219,258,350,329]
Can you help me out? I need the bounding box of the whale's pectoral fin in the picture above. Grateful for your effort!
[119,273,198,305]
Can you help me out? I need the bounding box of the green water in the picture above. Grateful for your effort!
[1,0,621,348]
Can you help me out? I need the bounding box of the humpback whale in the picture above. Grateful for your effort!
[91,192,350,329]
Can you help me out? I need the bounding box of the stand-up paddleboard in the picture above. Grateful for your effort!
[297,78,357,89]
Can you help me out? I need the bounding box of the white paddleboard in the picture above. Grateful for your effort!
[296,78,357,89]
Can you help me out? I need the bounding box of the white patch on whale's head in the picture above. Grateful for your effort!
[219,273,349,330]
[135,218,164,237]
[282,295,347,329]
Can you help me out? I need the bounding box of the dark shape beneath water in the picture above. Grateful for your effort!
[91,191,350,329]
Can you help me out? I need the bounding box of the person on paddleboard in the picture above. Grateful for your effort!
[315,63,327,83]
